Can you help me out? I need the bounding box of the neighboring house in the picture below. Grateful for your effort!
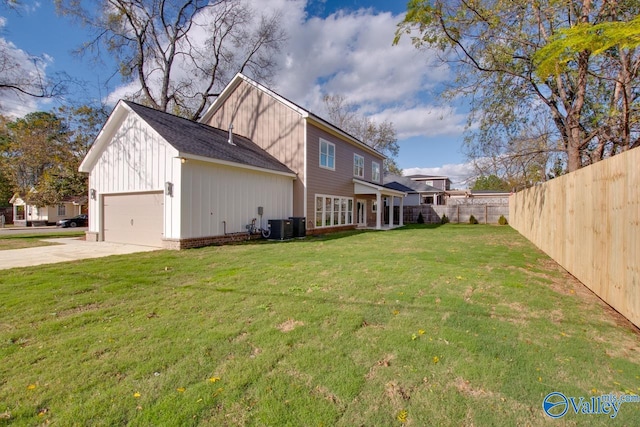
[389,173,509,206]
[406,174,452,191]
[384,173,510,225]
[384,174,446,206]
[10,193,85,226]
[79,100,296,249]
[201,73,405,234]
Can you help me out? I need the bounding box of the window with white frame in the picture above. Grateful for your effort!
[372,161,380,182]
[353,154,364,178]
[315,195,354,228]
[319,139,335,170]
[57,204,66,216]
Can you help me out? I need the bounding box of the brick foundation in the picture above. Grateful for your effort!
[306,225,357,236]
[161,226,356,250]
[87,226,359,250]
[162,232,264,250]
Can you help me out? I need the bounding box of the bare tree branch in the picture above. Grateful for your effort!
[55,0,286,120]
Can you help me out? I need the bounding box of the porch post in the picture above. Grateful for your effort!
[399,196,404,226]
[389,195,394,228]
[376,192,382,230]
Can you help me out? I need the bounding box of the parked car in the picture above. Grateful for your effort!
[57,214,88,228]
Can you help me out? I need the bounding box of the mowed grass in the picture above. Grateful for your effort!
[1,225,639,426]
[0,231,85,250]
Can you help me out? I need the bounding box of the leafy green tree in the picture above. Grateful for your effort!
[1,112,69,196]
[0,106,104,206]
[0,116,12,207]
[535,15,640,78]
[533,14,640,163]
[547,157,565,180]
[471,175,510,192]
[395,0,640,175]
[0,163,12,207]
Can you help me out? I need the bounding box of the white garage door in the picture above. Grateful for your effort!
[103,192,164,247]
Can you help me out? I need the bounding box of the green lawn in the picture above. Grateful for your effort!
[0,231,85,250]
[1,225,639,426]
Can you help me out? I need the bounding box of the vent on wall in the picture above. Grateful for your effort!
[228,124,235,145]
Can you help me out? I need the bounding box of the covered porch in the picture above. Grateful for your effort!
[353,179,406,230]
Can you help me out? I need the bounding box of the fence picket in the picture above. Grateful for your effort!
[510,148,640,328]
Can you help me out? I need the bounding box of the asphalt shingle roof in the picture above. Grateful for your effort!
[383,174,442,193]
[382,181,415,193]
[125,101,294,176]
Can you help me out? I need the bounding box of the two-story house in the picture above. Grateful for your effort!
[384,174,446,206]
[79,73,404,249]
[201,73,405,235]
[405,174,452,191]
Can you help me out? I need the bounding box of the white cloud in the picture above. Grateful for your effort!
[261,3,466,143]
[404,163,477,188]
[102,0,469,168]
[22,1,41,14]
[371,105,467,140]
[272,6,453,115]
[0,35,50,117]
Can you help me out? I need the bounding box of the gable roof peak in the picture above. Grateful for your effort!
[80,99,294,177]
[201,73,386,160]
[201,73,309,124]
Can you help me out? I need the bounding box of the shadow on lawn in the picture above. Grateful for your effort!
[206,281,630,336]
[241,224,445,246]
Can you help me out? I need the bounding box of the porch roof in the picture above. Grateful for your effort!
[353,179,406,197]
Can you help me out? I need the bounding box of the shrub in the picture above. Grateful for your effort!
[417,212,425,224]
[469,214,478,224]
[498,215,508,225]
[440,214,449,224]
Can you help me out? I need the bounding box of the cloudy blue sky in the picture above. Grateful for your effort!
[1,0,476,186]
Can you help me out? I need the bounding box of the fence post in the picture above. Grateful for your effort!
[485,205,488,224]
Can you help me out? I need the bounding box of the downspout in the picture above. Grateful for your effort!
[303,118,308,222]
[376,192,382,230]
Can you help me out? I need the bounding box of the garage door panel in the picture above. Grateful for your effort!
[103,192,164,247]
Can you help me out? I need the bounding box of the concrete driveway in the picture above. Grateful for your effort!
[0,237,161,270]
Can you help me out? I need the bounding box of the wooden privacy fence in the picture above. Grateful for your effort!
[402,204,509,225]
[510,147,640,328]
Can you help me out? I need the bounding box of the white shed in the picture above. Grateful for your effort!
[79,101,296,249]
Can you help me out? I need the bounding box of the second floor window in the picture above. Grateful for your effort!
[354,154,364,178]
[320,139,335,170]
[372,161,380,182]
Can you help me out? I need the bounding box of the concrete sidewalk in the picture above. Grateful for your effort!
[0,238,161,270]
